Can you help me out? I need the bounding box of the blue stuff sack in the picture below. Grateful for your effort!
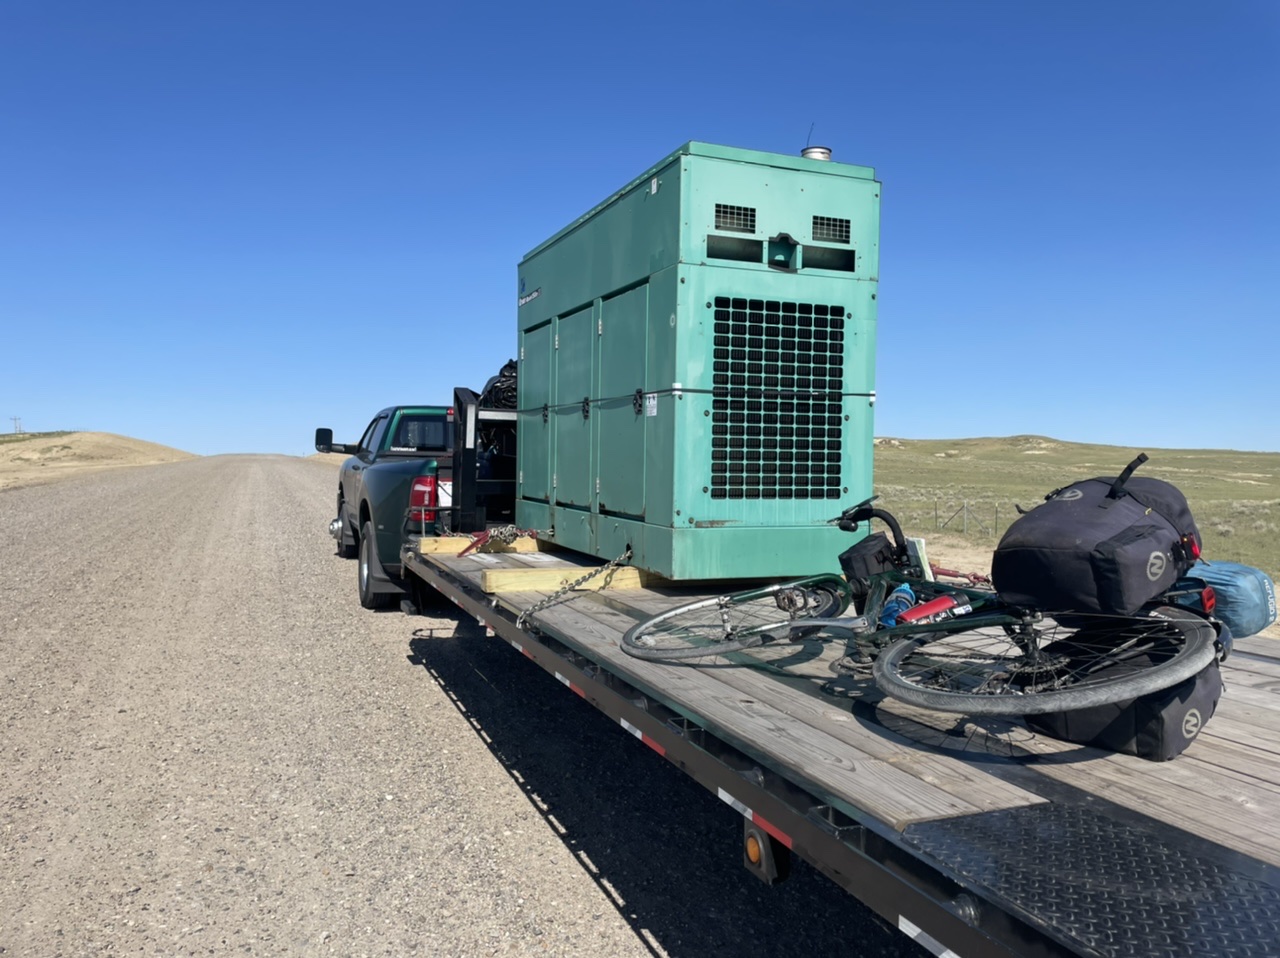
[1173,561,1276,639]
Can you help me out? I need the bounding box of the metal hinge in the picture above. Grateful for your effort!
[553,472,557,488]
[520,346,525,361]
[598,317,603,335]
[518,470,523,484]
[554,333,559,350]
[595,478,600,494]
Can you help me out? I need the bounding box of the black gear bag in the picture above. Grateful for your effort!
[992,454,1201,615]
[1027,659,1222,761]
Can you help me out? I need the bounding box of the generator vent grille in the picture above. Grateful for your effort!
[709,296,845,501]
[813,215,851,244]
[715,204,757,234]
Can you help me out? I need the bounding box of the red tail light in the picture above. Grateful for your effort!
[1187,534,1202,559]
[1200,586,1216,614]
[408,475,437,523]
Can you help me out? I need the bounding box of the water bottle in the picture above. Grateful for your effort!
[879,583,915,627]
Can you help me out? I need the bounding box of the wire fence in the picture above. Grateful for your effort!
[933,501,1011,537]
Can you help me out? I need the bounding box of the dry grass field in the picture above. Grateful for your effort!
[874,434,1280,588]
[0,431,196,491]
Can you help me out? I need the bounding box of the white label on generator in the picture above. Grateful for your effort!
[645,393,657,417]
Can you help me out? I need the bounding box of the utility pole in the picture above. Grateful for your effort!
[9,417,20,434]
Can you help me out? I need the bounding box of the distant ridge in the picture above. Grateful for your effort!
[0,431,196,491]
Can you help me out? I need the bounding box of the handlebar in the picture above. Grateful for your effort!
[830,496,908,560]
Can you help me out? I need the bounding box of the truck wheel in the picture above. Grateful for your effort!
[335,496,356,559]
[358,521,393,610]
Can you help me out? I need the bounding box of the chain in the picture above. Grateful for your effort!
[456,525,543,558]
[516,547,634,631]
[488,524,534,545]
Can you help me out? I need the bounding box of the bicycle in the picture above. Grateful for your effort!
[620,500,1223,717]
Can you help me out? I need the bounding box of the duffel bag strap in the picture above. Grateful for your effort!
[1108,453,1149,500]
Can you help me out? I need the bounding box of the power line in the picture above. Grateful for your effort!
[9,416,20,434]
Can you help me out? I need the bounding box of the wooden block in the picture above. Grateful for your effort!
[416,535,548,556]
[478,563,668,594]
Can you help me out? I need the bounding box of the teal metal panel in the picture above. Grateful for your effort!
[553,305,595,508]
[517,159,682,334]
[517,322,553,502]
[642,266,680,528]
[597,284,648,518]
[517,142,880,580]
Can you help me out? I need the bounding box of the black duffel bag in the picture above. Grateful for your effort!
[992,454,1202,615]
[1027,658,1222,761]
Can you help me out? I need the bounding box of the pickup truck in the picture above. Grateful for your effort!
[315,405,454,609]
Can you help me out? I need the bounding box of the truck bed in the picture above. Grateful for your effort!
[404,543,1280,957]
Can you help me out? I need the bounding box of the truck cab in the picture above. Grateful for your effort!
[316,405,455,608]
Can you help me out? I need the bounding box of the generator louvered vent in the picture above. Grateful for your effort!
[715,204,757,234]
[812,215,851,244]
[710,296,846,501]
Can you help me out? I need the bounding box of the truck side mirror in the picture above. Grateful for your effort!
[315,428,334,453]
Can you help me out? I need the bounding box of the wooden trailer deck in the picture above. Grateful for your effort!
[422,544,1280,867]
[408,541,1280,956]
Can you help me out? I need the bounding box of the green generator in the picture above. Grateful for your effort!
[515,142,879,580]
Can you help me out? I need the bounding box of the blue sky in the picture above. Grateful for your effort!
[1,1,1276,455]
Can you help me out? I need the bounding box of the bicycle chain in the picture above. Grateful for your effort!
[516,547,634,631]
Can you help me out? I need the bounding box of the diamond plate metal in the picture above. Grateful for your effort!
[905,804,1280,957]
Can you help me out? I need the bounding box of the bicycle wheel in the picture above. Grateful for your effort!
[873,605,1217,716]
[621,577,851,661]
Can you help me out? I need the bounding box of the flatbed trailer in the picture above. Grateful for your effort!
[402,540,1280,958]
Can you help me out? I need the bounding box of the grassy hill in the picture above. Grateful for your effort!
[0,431,195,491]
[874,436,1279,580]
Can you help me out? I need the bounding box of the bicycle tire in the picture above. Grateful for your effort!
[873,605,1217,716]
[621,578,850,661]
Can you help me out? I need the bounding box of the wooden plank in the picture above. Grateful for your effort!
[479,564,668,594]
[556,595,1046,816]
[509,592,1012,829]
[427,550,672,594]
[1223,651,1280,692]
[1188,726,1280,784]
[1215,683,1280,733]
[873,696,1280,867]
[416,535,549,555]
[1234,635,1280,658]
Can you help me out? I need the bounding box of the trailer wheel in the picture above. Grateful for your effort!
[358,521,393,610]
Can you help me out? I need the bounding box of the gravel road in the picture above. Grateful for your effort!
[1,456,929,958]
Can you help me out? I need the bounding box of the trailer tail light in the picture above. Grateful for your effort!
[408,475,438,523]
